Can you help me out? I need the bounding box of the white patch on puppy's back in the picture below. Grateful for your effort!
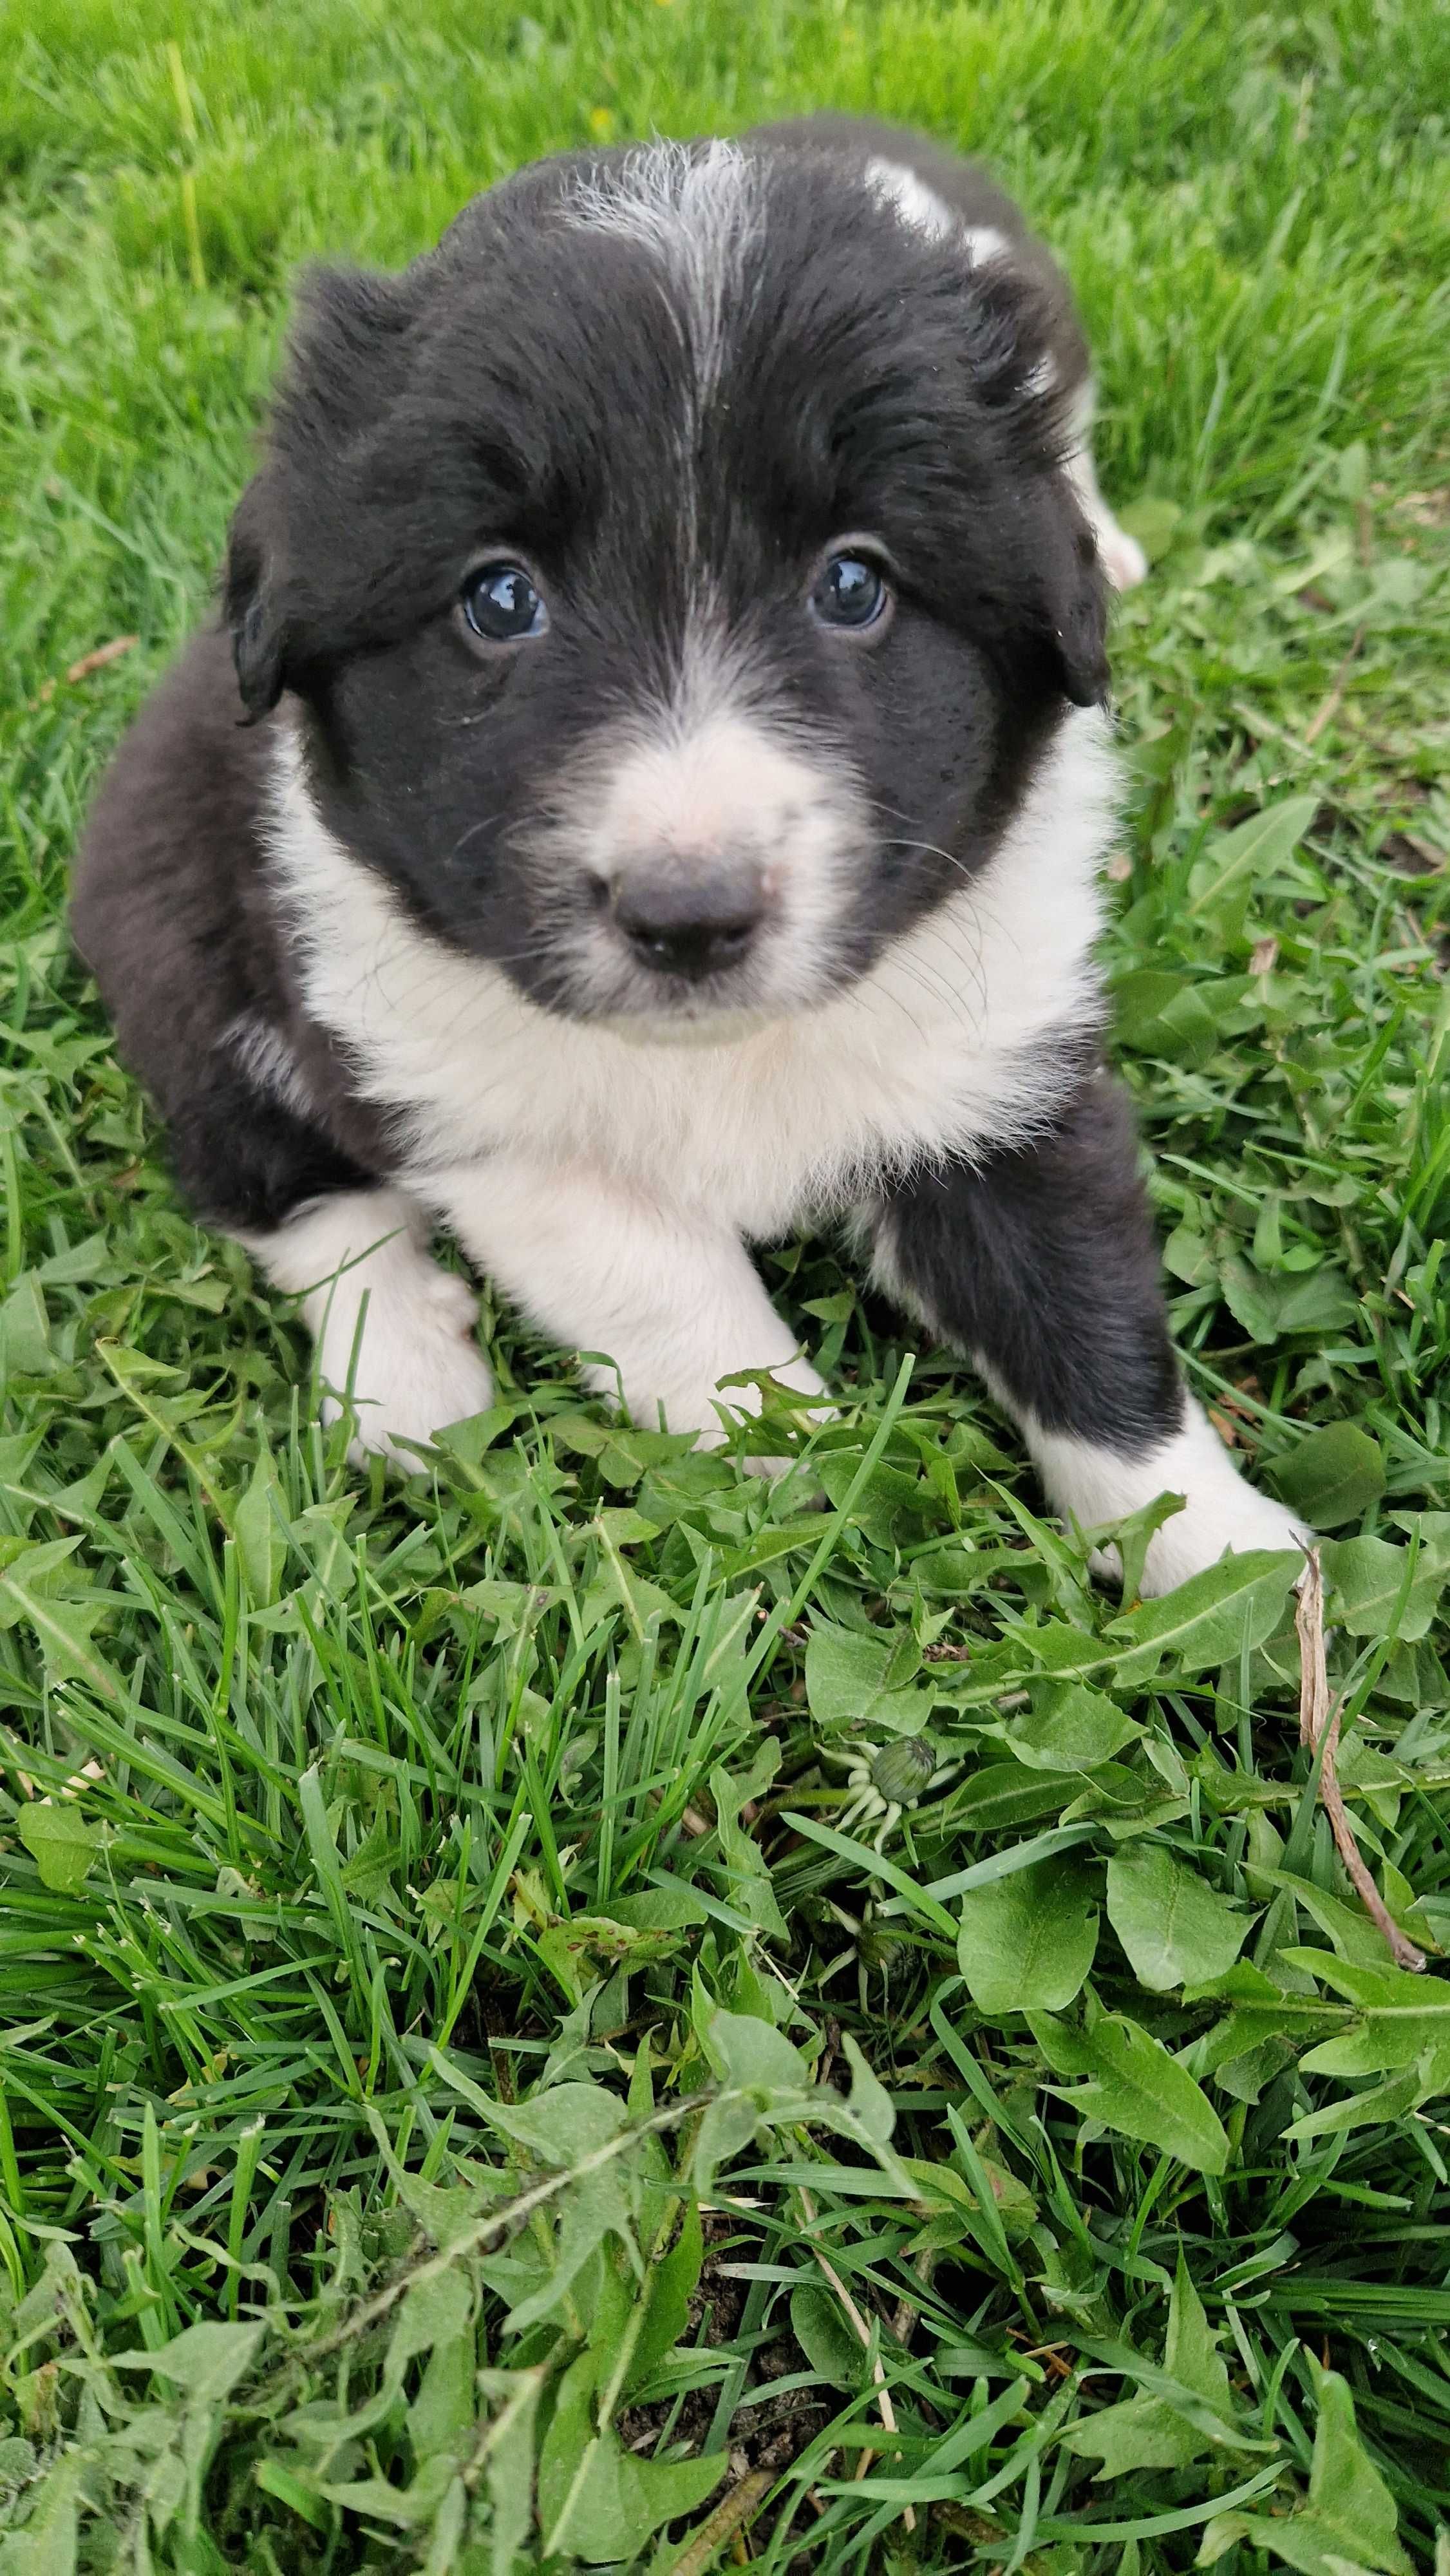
[864,155,956,240]
[1062,383,1148,591]
[266,706,1119,1240]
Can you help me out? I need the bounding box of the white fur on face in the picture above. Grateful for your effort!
[433,1153,826,1444]
[528,632,869,1027]
[240,1188,494,1468]
[266,704,1118,1239]
[1027,1399,1311,1596]
[569,140,755,408]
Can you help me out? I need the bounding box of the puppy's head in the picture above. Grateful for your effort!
[229,137,1108,1033]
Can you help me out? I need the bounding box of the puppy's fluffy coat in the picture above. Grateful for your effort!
[73,117,1308,1593]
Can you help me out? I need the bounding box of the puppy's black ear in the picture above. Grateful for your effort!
[223,475,286,721]
[277,261,425,447]
[222,262,426,721]
[961,255,1111,707]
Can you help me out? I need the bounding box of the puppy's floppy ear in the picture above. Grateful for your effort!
[222,261,427,721]
[957,254,1111,706]
[275,260,426,448]
[223,474,286,721]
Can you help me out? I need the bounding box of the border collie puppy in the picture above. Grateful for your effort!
[73,117,1308,1595]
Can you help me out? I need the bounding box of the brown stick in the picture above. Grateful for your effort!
[66,635,140,684]
[662,2470,774,2575]
[1296,1549,1426,1973]
[29,634,140,708]
[888,2246,936,2351]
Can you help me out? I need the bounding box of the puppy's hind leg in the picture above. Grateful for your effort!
[1065,383,1148,592]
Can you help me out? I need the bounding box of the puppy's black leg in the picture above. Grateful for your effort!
[868,1072,1308,1593]
[169,1070,493,1469]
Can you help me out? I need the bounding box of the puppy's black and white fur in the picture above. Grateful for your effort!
[73,119,1307,1595]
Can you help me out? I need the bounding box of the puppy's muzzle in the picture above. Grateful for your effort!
[608,856,767,981]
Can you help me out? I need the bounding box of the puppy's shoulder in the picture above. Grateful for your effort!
[749,115,1024,232]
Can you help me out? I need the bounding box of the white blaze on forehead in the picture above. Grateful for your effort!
[569,138,756,397]
[864,155,957,241]
[962,223,1011,265]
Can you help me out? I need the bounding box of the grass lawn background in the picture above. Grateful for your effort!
[2,1,1449,2566]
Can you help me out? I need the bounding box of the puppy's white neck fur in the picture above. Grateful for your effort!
[265,710,1118,1236]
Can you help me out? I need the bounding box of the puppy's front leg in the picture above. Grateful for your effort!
[430,1157,825,1449]
[869,1075,1310,1595]
[243,1186,494,1468]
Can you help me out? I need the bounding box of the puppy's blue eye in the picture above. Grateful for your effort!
[812,551,890,630]
[461,562,547,642]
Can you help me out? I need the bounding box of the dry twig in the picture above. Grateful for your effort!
[888,2245,937,2351]
[662,2470,773,2575]
[29,633,139,708]
[1296,1549,1426,1972]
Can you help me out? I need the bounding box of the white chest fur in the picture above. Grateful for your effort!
[265,710,1119,1238]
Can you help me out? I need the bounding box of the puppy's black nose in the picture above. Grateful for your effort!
[612,861,764,980]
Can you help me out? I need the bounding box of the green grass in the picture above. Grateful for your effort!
[3,0,1449,2567]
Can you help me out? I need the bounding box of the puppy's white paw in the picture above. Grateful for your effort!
[321,1266,494,1470]
[1131,1484,1312,1598]
[628,1348,831,1474]
[1036,1401,1313,1598]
